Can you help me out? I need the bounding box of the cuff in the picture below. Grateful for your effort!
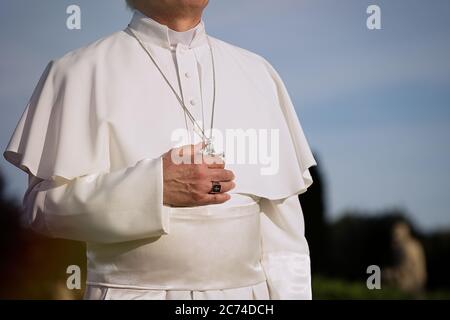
[138,156,170,235]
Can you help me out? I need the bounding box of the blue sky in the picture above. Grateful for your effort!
[1,0,449,231]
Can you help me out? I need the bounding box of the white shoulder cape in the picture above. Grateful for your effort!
[4,31,317,200]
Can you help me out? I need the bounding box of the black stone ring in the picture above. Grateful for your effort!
[210,181,222,194]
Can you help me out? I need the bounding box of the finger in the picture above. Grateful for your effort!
[203,155,225,168]
[198,180,235,193]
[207,162,225,169]
[208,169,235,181]
[199,193,231,205]
[176,142,204,156]
[210,181,236,193]
[175,142,205,164]
[194,141,206,153]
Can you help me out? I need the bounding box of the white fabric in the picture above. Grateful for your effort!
[86,202,266,290]
[167,24,199,47]
[3,10,316,300]
[23,158,170,243]
[84,280,270,300]
[260,196,312,299]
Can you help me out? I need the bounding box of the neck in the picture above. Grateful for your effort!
[135,7,202,32]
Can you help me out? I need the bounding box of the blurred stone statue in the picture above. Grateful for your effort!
[384,222,427,295]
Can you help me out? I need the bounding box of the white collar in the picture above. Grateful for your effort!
[127,10,208,49]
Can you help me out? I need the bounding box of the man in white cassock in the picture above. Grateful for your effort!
[3,0,317,300]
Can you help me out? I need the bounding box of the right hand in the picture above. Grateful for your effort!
[162,142,235,207]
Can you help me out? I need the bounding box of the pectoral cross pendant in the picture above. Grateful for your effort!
[202,138,225,160]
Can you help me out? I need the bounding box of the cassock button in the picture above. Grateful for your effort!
[185,72,191,78]
[190,99,197,106]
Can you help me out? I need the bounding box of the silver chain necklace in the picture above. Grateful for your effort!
[127,26,221,157]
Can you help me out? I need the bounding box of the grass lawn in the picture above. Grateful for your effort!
[312,276,450,300]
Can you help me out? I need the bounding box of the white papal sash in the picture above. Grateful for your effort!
[86,201,266,290]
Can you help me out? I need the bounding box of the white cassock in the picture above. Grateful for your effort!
[3,10,317,300]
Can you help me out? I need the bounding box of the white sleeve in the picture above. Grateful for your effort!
[259,195,312,300]
[22,157,170,244]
